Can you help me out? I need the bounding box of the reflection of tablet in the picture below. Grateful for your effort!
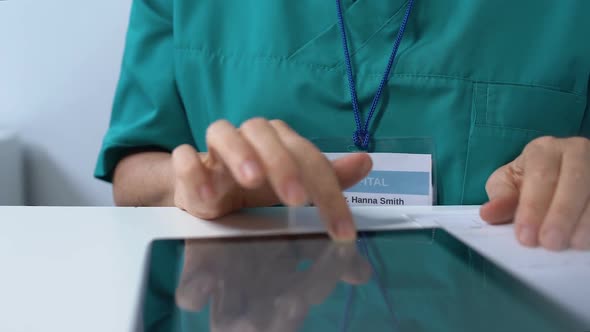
[143,229,584,332]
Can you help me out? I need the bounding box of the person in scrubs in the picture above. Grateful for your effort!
[96,0,590,251]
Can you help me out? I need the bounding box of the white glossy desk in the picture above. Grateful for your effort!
[0,206,588,332]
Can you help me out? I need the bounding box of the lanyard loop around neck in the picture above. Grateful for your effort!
[336,0,416,150]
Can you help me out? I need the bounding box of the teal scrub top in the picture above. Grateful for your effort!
[95,1,590,331]
[96,0,590,206]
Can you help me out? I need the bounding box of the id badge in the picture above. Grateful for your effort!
[313,137,437,206]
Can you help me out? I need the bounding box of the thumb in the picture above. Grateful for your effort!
[480,162,521,224]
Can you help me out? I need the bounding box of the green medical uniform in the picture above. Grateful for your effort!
[95,0,590,330]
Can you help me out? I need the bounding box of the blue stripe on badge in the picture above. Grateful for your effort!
[345,170,430,195]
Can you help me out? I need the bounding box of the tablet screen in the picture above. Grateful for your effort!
[143,229,583,332]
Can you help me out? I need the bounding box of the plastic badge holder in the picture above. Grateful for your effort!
[311,137,438,205]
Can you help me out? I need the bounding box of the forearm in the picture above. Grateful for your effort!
[112,151,175,206]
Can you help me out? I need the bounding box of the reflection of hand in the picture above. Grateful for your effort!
[171,119,372,241]
[175,237,372,332]
[481,136,590,251]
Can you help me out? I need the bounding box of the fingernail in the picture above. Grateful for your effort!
[362,156,373,174]
[543,229,566,251]
[284,180,307,205]
[199,184,214,201]
[240,161,261,182]
[518,225,538,246]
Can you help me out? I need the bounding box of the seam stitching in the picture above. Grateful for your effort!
[460,82,478,204]
[473,123,544,135]
[485,84,490,124]
[332,0,411,69]
[286,0,371,60]
[175,48,585,96]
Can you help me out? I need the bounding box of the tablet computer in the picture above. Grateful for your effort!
[142,228,585,332]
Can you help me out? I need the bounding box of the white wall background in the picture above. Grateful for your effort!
[0,0,132,205]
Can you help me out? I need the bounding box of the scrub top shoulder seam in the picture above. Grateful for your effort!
[175,45,340,73]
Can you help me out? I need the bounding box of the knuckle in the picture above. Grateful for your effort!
[524,136,555,156]
[172,149,199,178]
[530,136,557,148]
[568,137,590,153]
[269,119,291,130]
[206,119,232,138]
[240,117,268,131]
[172,144,192,158]
[523,145,540,159]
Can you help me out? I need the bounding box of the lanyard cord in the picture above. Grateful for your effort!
[340,234,399,332]
[336,1,415,328]
[336,0,416,150]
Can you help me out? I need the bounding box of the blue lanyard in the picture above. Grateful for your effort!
[336,0,416,150]
[340,234,398,332]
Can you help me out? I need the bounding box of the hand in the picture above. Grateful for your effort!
[171,118,372,241]
[175,237,371,332]
[480,136,590,251]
